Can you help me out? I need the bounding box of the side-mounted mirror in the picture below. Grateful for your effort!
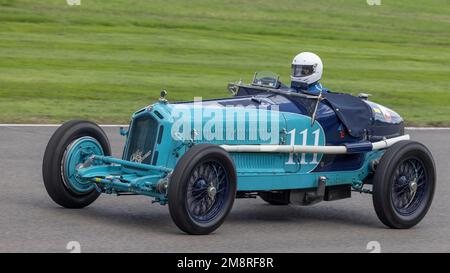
[227,82,239,95]
[159,89,168,103]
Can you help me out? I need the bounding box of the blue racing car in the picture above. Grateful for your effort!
[42,71,436,235]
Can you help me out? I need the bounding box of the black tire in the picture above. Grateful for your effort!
[372,140,436,229]
[259,191,290,205]
[168,144,237,235]
[42,120,111,208]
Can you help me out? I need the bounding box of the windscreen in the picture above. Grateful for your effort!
[252,71,280,88]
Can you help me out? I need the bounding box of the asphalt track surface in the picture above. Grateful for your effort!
[0,126,449,253]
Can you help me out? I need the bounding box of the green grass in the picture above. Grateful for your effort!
[0,0,449,125]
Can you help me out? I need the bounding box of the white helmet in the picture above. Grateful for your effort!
[291,52,323,85]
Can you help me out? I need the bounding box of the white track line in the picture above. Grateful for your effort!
[405,127,450,130]
[1,124,450,130]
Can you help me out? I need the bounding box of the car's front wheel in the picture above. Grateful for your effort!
[372,140,436,229]
[42,120,111,208]
[168,144,237,235]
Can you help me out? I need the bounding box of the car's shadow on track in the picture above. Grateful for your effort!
[18,195,175,234]
[23,196,382,236]
[226,200,382,229]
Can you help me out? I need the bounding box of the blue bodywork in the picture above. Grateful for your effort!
[68,82,404,205]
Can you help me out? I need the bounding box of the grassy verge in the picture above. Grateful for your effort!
[0,0,449,125]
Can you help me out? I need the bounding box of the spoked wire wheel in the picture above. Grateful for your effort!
[168,144,237,235]
[186,160,230,223]
[391,158,429,216]
[373,140,436,229]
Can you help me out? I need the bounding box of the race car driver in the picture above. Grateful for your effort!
[290,52,329,95]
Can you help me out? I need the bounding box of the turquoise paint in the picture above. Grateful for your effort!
[94,155,172,173]
[63,137,104,194]
[151,102,326,175]
[236,151,383,191]
[74,101,384,204]
[278,111,325,173]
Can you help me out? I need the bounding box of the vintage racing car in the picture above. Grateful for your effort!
[42,72,436,235]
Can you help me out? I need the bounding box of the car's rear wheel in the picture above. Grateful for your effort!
[42,120,111,208]
[372,140,436,229]
[168,144,237,235]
